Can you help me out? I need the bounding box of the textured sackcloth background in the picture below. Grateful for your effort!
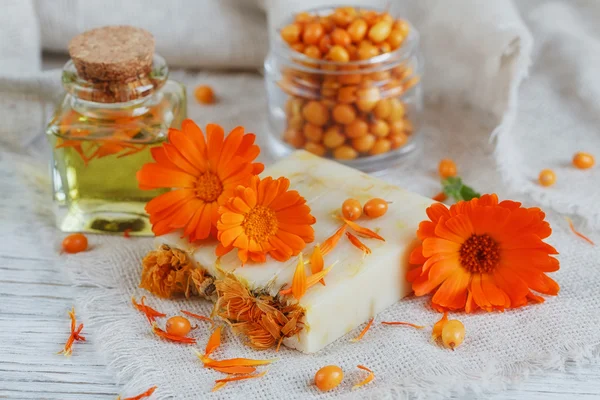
[1,0,600,399]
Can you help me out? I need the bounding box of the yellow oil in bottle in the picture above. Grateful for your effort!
[48,84,186,235]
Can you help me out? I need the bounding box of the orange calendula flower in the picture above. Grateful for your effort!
[407,194,560,313]
[216,176,316,263]
[137,120,264,242]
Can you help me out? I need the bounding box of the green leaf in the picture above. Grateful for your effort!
[441,177,481,202]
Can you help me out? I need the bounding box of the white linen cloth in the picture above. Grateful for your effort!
[1,0,599,398]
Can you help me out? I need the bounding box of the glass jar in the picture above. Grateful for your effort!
[46,27,186,235]
[264,7,423,172]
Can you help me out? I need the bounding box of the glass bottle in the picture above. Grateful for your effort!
[264,7,423,172]
[46,26,187,235]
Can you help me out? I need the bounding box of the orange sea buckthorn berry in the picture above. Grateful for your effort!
[303,45,321,59]
[356,87,380,112]
[370,119,390,138]
[334,145,358,160]
[357,43,379,60]
[62,233,88,254]
[323,126,346,149]
[320,16,335,33]
[332,104,356,125]
[352,134,376,153]
[283,129,305,148]
[393,19,410,37]
[303,123,323,142]
[441,319,465,350]
[290,42,305,53]
[305,142,327,157]
[389,131,408,149]
[538,169,556,187]
[318,35,332,54]
[348,18,368,43]
[303,22,324,45]
[379,42,392,53]
[337,86,358,103]
[389,120,407,136]
[368,20,392,43]
[314,365,344,392]
[331,28,351,47]
[387,29,405,49]
[342,198,362,220]
[194,85,215,104]
[332,8,355,27]
[295,12,313,24]
[281,24,302,44]
[288,115,304,130]
[387,98,405,122]
[302,101,329,126]
[438,159,457,178]
[369,138,392,155]
[327,45,350,62]
[338,70,362,85]
[364,198,388,218]
[166,316,192,337]
[345,118,369,138]
[373,99,392,119]
[361,10,379,26]
[573,152,595,169]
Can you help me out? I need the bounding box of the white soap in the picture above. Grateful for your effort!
[156,151,433,353]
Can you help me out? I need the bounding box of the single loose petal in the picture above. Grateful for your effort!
[352,365,375,390]
[205,326,222,356]
[350,318,374,342]
[381,321,424,329]
[346,231,372,255]
[343,219,385,241]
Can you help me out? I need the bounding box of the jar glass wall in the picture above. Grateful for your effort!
[47,55,187,235]
[264,7,423,172]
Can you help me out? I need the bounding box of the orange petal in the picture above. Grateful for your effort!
[120,386,157,400]
[205,326,222,356]
[181,310,214,327]
[430,268,470,310]
[152,324,196,344]
[352,365,375,390]
[291,253,306,300]
[381,321,424,329]
[350,318,374,342]
[432,192,447,202]
[280,263,334,296]
[310,245,325,285]
[343,219,385,241]
[211,382,227,392]
[136,163,195,189]
[211,365,257,374]
[320,224,347,255]
[346,232,371,255]
[214,370,267,384]
[422,237,461,257]
[566,217,595,245]
[202,357,276,368]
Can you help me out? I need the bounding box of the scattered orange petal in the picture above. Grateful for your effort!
[291,253,307,300]
[310,245,326,286]
[132,296,166,324]
[118,386,157,400]
[212,382,227,392]
[381,321,424,329]
[211,365,257,374]
[352,365,375,390]
[58,307,86,356]
[320,224,347,255]
[566,217,595,245]
[152,323,196,344]
[181,310,214,327]
[123,228,132,238]
[343,219,385,241]
[214,370,268,384]
[201,357,277,368]
[431,311,448,341]
[276,336,284,352]
[205,326,222,356]
[351,318,374,342]
[432,192,447,202]
[346,231,371,255]
[279,264,334,297]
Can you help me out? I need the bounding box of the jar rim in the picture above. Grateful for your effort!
[271,6,420,74]
[62,54,169,104]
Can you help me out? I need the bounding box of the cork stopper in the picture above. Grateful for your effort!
[68,26,155,82]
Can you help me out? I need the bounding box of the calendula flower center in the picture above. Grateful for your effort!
[194,172,223,202]
[459,234,500,273]
[242,205,278,242]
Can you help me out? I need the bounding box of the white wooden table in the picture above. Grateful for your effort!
[2,251,600,399]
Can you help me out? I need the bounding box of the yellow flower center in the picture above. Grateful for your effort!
[459,234,500,273]
[195,172,223,202]
[242,205,279,243]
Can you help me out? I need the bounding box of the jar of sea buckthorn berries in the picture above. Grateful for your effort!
[264,6,423,171]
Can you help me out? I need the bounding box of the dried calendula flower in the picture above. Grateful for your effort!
[140,245,194,298]
[58,307,86,356]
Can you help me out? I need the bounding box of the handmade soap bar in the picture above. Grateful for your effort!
[156,151,433,353]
